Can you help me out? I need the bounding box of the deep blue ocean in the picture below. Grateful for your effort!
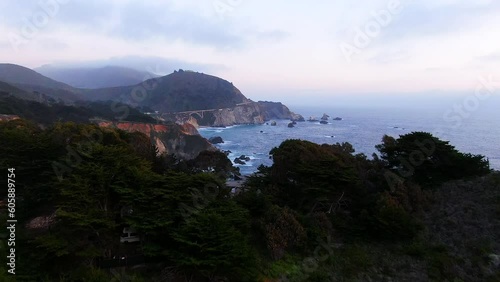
[199,106,500,175]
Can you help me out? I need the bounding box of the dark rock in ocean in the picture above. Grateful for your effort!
[288,122,295,128]
[239,155,250,161]
[271,121,277,126]
[208,136,224,144]
[333,117,342,121]
[234,155,250,165]
[260,130,263,133]
[321,113,330,121]
[234,158,246,165]
[320,120,328,124]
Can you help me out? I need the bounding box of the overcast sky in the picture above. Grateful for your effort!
[1,0,499,106]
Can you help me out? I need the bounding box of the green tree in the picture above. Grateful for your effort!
[168,201,258,281]
[267,140,366,212]
[376,132,490,187]
[0,119,61,219]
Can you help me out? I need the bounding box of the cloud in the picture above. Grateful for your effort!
[1,0,500,95]
[106,3,246,50]
[476,52,500,62]
[1,1,247,50]
[425,67,448,72]
[253,30,290,42]
[367,49,410,65]
[42,55,228,74]
[36,37,69,50]
[373,1,500,43]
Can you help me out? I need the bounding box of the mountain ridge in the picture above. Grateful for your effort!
[0,63,303,126]
[35,65,159,89]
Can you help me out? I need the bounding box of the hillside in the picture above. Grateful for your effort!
[97,120,215,159]
[0,64,80,102]
[0,80,40,101]
[0,63,74,91]
[0,94,156,125]
[35,65,159,89]
[81,70,304,126]
[0,64,303,126]
[1,128,496,281]
[82,70,250,112]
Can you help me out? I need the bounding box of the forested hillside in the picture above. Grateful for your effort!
[1,117,497,281]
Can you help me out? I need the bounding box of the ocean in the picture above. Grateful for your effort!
[199,105,500,175]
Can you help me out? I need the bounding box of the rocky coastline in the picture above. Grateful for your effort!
[97,120,215,159]
[162,101,304,127]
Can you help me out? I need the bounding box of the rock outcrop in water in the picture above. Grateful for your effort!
[97,120,215,159]
[208,136,224,144]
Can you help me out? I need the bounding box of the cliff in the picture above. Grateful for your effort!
[81,71,303,126]
[97,120,215,159]
[0,114,20,122]
[257,101,304,122]
[162,101,304,127]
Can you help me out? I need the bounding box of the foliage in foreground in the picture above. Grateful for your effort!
[0,120,496,281]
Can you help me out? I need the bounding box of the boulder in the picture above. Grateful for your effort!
[271,121,277,126]
[288,122,295,128]
[234,158,246,165]
[208,136,224,144]
[239,155,250,161]
[291,114,305,122]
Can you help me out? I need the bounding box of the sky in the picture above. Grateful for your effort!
[1,0,500,107]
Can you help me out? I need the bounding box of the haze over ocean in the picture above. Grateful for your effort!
[200,104,500,175]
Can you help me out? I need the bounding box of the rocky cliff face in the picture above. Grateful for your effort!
[97,120,215,159]
[162,101,304,127]
[257,101,304,122]
[0,114,20,122]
